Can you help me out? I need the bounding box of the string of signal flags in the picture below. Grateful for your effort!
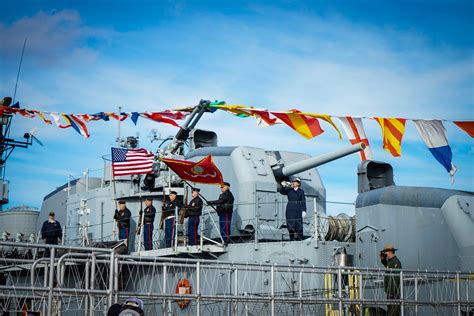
[1,96,473,178]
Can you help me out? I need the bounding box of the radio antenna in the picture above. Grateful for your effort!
[13,37,27,103]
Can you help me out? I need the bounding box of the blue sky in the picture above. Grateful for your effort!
[1,0,473,214]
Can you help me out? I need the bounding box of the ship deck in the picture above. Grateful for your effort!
[131,243,227,258]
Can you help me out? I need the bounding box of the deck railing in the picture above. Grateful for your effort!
[0,241,472,315]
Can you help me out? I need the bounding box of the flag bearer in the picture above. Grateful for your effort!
[207,182,234,245]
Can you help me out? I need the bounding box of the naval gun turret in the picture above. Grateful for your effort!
[178,142,364,241]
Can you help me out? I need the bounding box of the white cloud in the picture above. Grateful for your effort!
[0,10,111,65]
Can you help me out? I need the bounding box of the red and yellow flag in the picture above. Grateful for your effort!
[271,110,324,139]
[375,118,407,157]
[160,155,224,185]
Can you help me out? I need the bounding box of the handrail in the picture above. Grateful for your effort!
[0,243,470,315]
[30,257,50,287]
[4,240,471,274]
[0,240,115,253]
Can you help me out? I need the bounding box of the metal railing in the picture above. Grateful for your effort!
[130,198,353,253]
[0,241,472,315]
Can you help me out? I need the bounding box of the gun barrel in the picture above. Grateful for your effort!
[280,142,366,177]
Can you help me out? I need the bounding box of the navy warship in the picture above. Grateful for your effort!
[0,99,472,315]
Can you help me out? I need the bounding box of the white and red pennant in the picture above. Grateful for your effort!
[335,117,373,161]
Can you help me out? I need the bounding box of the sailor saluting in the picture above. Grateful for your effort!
[279,177,306,241]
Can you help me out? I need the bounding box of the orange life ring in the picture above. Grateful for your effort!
[175,278,191,309]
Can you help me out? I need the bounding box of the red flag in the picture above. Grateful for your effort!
[453,121,474,138]
[160,155,224,185]
[10,108,36,118]
[143,112,181,127]
[155,110,188,120]
[249,109,278,126]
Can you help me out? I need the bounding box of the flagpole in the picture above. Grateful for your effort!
[113,108,121,241]
[180,179,225,246]
[112,171,118,240]
[117,106,121,143]
[180,179,215,207]
[137,177,145,253]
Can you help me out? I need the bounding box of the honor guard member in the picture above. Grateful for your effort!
[207,182,234,245]
[114,201,132,249]
[380,244,402,316]
[41,211,62,256]
[185,188,203,246]
[161,191,181,248]
[279,177,306,241]
[139,197,156,251]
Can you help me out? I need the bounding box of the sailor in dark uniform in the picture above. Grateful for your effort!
[113,201,132,246]
[161,191,181,248]
[279,177,306,241]
[41,211,63,245]
[208,182,234,245]
[380,244,403,316]
[139,197,156,250]
[41,211,62,256]
[185,188,203,246]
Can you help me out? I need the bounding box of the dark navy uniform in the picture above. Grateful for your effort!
[114,208,132,242]
[208,189,234,244]
[186,196,203,246]
[279,186,306,240]
[139,205,156,250]
[41,220,62,245]
[162,199,181,248]
[381,255,402,316]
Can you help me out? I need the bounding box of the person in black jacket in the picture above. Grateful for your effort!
[41,211,62,245]
[185,188,203,246]
[41,211,62,257]
[161,191,182,248]
[207,182,234,245]
[279,177,306,241]
[138,197,156,251]
[114,201,132,247]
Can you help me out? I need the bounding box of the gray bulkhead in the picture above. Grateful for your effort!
[356,166,474,271]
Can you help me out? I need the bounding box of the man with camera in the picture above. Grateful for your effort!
[380,244,402,316]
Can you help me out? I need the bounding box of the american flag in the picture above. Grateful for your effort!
[111,147,154,177]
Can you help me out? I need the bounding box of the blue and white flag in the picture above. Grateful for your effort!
[414,120,456,179]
